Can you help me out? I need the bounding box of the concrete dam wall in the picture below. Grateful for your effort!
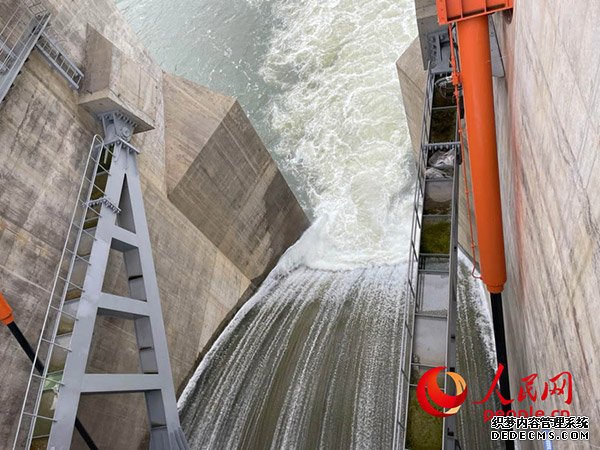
[398,1,600,447]
[1,0,598,448]
[0,0,308,447]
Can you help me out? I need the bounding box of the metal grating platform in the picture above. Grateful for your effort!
[0,0,83,106]
[0,1,50,103]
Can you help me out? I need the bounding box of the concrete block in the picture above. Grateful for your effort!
[78,26,157,132]
[163,73,309,280]
[0,1,304,446]
[492,3,600,446]
[396,37,427,157]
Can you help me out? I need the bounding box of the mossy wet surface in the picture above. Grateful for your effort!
[420,220,451,254]
[429,109,457,143]
[406,388,443,450]
[423,198,452,215]
[432,86,456,108]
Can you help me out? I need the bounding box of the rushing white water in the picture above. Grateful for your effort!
[116,0,418,270]
[116,0,419,447]
[258,0,417,269]
[179,265,405,448]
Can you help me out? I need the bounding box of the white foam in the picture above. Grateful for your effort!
[458,250,497,368]
[178,265,407,448]
[257,0,418,270]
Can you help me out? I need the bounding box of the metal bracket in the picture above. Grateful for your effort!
[427,30,453,74]
[100,111,137,145]
[423,18,505,78]
[86,197,121,214]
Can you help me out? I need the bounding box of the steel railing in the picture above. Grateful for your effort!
[392,67,435,449]
[13,136,116,449]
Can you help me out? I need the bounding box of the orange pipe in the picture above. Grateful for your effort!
[456,15,507,293]
[0,292,15,325]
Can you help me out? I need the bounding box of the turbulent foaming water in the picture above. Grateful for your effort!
[116,0,417,269]
[259,0,416,269]
[117,0,418,447]
[179,265,405,448]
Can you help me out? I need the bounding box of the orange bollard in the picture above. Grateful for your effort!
[456,15,507,293]
[0,291,14,325]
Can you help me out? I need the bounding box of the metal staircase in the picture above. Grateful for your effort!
[393,68,461,450]
[35,31,83,89]
[13,135,105,449]
[0,2,50,101]
[0,0,83,106]
[14,114,188,449]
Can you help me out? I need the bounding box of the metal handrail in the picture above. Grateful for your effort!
[393,67,435,449]
[14,135,105,449]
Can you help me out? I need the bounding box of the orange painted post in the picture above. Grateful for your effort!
[436,0,513,24]
[0,291,14,325]
[456,15,507,293]
[436,0,513,293]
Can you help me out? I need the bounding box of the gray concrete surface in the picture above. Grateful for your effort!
[0,1,308,448]
[163,74,310,281]
[396,38,428,157]
[492,3,600,448]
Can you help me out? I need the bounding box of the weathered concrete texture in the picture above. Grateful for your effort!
[396,38,428,157]
[397,37,479,264]
[164,74,310,281]
[0,1,307,448]
[492,3,600,447]
[78,26,157,132]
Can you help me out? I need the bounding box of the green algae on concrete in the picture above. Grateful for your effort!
[423,197,452,215]
[406,387,443,450]
[420,220,451,254]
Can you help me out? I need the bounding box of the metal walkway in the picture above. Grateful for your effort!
[0,0,83,105]
[393,68,461,450]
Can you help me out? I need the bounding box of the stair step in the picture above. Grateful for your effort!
[47,334,71,372]
[65,288,82,301]
[30,435,49,450]
[90,171,109,200]
[94,171,109,187]
[83,203,101,229]
[57,300,79,335]
[83,217,98,229]
[35,32,83,89]
[0,13,50,104]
